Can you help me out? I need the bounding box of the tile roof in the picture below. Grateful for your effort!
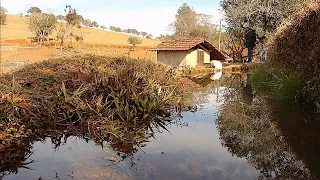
[153,39,226,60]
[152,39,205,51]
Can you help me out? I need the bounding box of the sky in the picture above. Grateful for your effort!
[1,0,223,37]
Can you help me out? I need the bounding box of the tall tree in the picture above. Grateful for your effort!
[170,3,197,38]
[27,7,42,14]
[26,12,57,47]
[220,0,309,61]
[0,7,7,25]
[169,3,218,42]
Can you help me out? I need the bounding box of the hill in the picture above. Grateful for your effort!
[0,15,160,47]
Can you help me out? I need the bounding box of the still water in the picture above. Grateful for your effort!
[1,73,319,180]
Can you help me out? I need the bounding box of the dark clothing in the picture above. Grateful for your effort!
[246,30,257,48]
[248,46,254,62]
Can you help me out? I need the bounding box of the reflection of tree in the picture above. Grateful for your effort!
[0,117,184,179]
[217,95,314,179]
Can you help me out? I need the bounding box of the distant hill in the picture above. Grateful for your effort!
[0,15,160,47]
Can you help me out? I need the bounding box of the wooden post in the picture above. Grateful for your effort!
[218,19,222,52]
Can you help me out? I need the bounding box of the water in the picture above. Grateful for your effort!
[1,72,319,180]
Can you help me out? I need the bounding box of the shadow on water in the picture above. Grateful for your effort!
[1,71,320,180]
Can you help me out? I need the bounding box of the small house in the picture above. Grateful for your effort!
[153,39,225,68]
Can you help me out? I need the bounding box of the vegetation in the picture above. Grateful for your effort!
[0,7,7,25]
[56,5,83,50]
[109,26,122,32]
[100,25,107,30]
[250,2,320,107]
[168,3,219,46]
[128,36,142,50]
[0,55,184,152]
[27,6,42,14]
[217,92,314,179]
[220,0,312,61]
[26,12,57,46]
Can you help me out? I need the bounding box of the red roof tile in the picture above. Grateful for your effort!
[152,39,226,60]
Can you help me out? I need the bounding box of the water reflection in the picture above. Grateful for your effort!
[1,72,319,180]
[217,80,317,179]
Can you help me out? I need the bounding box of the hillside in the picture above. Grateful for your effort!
[0,15,160,47]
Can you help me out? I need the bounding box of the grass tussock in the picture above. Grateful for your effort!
[250,66,303,100]
[0,55,184,149]
[260,2,320,104]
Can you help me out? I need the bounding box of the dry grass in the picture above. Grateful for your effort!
[0,55,184,151]
[265,1,320,103]
[0,15,160,46]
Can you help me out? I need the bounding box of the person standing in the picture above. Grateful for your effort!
[245,26,257,63]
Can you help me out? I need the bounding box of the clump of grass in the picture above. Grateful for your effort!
[250,66,303,100]
[266,2,320,103]
[0,55,185,150]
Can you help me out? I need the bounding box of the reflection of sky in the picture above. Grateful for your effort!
[5,86,259,180]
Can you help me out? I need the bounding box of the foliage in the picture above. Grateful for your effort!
[220,0,311,62]
[169,3,219,43]
[0,7,8,25]
[128,36,142,49]
[217,95,314,179]
[140,31,148,38]
[27,6,42,14]
[265,2,320,105]
[100,25,107,30]
[0,55,184,153]
[250,66,303,100]
[56,5,83,50]
[110,26,122,32]
[26,12,57,46]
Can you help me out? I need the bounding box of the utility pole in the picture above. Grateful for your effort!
[218,19,222,51]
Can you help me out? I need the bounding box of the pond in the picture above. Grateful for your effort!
[1,72,320,180]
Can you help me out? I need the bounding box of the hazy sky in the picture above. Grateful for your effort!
[2,0,222,36]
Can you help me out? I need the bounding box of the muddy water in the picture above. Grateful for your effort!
[1,73,320,180]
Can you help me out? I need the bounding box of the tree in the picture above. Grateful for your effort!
[169,3,219,42]
[100,25,107,30]
[56,5,83,50]
[26,12,57,47]
[110,26,121,32]
[128,36,142,50]
[146,34,153,39]
[27,6,42,14]
[90,21,99,28]
[141,31,147,38]
[220,0,308,62]
[0,7,8,25]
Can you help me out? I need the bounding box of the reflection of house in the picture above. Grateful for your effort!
[152,39,225,68]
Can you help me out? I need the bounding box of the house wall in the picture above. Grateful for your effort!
[157,48,211,68]
[157,51,188,67]
[186,49,198,67]
[203,49,211,64]
[186,49,211,67]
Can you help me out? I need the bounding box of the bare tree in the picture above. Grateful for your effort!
[26,12,56,47]
[56,5,83,50]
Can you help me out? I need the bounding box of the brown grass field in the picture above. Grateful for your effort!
[0,15,160,46]
[0,15,160,74]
